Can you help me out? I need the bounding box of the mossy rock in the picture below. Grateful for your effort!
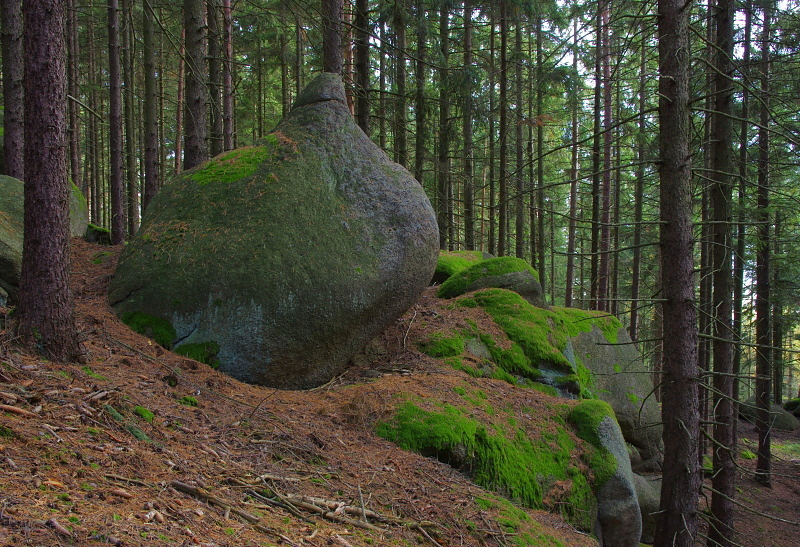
[85,223,112,245]
[438,256,546,308]
[376,399,598,530]
[740,398,799,431]
[109,74,439,389]
[0,176,88,304]
[783,397,800,417]
[432,250,490,284]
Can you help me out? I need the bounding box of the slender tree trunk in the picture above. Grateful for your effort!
[707,0,737,542]
[1,0,24,181]
[630,18,647,339]
[436,5,451,250]
[754,1,772,487]
[772,211,782,404]
[175,28,185,174]
[378,15,386,150]
[565,18,579,308]
[393,2,407,168]
[354,0,370,134]
[487,17,496,256]
[535,16,545,290]
[497,0,508,257]
[207,0,223,157]
[142,0,159,212]
[413,0,426,186]
[222,0,233,150]
[321,0,342,74]
[17,0,81,362]
[107,0,125,244]
[514,21,524,258]
[590,3,602,306]
[183,0,208,170]
[121,0,138,235]
[597,0,612,312]
[66,0,81,191]
[463,0,474,250]
[653,0,701,542]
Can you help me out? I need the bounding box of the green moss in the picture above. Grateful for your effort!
[477,494,567,547]
[120,311,176,348]
[91,251,112,264]
[82,366,107,381]
[174,341,221,369]
[457,289,621,395]
[434,250,486,281]
[417,333,464,358]
[783,397,800,413]
[567,400,619,488]
[376,402,596,529]
[0,424,17,439]
[185,146,274,186]
[134,406,155,423]
[437,256,539,299]
[178,395,198,407]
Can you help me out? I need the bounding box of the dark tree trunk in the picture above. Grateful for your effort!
[66,0,81,192]
[142,0,159,212]
[463,0,475,250]
[514,21,524,259]
[378,16,386,150]
[121,0,138,235]
[393,2,407,168]
[708,0,737,542]
[174,28,185,174]
[108,0,125,244]
[354,0,370,134]
[413,0,426,186]
[565,18,579,308]
[754,1,772,487]
[321,0,342,74]
[17,0,81,362]
[589,3,602,306]
[497,0,508,257]
[487,16,496,256]
[630,18,647,339]
[1,0,24,180]
[772,212,783,404]
[183,0,208,170]
[222,0,234,150]
[436,5,451,250]
[653,0,701,543]
[207,0,223,157]
[597,0,612,312]
[535,16,545,290]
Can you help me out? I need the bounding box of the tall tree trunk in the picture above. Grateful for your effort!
[436,5,451,250]
[121,0,138,235]
[597,0,612,312]
[413,0,426,186]
[1,0,24,180]
[653,0,701,542]
[354,0,370,134]
[497,0,508,257]
[174,28,185,174]
[589,3,602,306]
[17,0,81,362]
[66,0,81,192]
[565,18,579,308]
[514,21,524,259]
[393,2,407,168]
[487,16,496,256]
[142,0,159,212]
[535,16,545,291]
[707,0,737,542]
[207,0,223,157]
[378,15,386,150]
[183,0,208,170]
[108,0,125,244]
[630,18,647,339]
[772,211,782,404]
[463,0,474,250]
[321,0,342,74]
[754,1,772,487]
[222,0,234,150]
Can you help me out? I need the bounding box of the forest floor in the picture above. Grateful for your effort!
[0,239,797,546]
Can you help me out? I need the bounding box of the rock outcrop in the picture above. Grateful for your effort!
[437,256,547,308]
[109,74,439,389]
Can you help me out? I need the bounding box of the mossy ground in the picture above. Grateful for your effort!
[120,311,176,348]
[437,256,539,299]
[476,494,567,547]
[375,396,597,530]
[174,340,221,369]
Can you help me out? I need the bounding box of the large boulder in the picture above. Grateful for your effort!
[570,326,663,472]
[740,398,799,431]
[633,473,661,544]
[109,74,439,389]
[570,400,642,547]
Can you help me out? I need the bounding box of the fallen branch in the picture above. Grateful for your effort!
[0,403,37,418]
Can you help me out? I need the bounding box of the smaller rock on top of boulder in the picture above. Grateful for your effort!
[437,256,547,308]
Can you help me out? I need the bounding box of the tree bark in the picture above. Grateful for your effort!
[121,0,138,235]
[183,0,208,170]
[707,0,737,542]
[142,0,159,212]
[514,20,524,259]
[498,0,508,257]
[108,0,125,244]
[436,5,451,250]
[463,0,475,250]
[354,0,370,134]
[597,0,612,312]
[17,0,82,362]
[393,2,407,168]
[222,0,234,150]
[207,0,223,157]
[66,0,81,192]
[653,0,701,543]
[1,0,24,180]
[412,0,426,186]
[321,0,342,75]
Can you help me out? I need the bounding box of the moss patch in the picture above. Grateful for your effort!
[476,494,567,547]
[437,256,539,299]
[174,341,221,369]
[185,146,275,186]
[567,400,618,488]
[120,311,176,348]
[434,250,486,282]
[376,401,596,529]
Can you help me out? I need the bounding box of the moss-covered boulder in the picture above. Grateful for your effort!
[569,326,663,472]
[438,256,547,308]
[569,400,641,546]
[432,249,490,284]
[0,175,88,304]
[740,398,799,431]
[109,74,438,389]
[783,397,800,417]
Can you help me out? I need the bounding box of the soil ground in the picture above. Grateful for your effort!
[0,240,798,546]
